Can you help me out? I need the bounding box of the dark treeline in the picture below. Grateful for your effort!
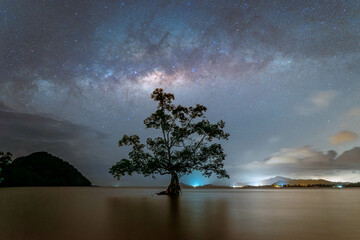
[280,184,335,188]
[345,183,360,187]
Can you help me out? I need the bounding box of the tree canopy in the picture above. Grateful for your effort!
[110,88,229,195]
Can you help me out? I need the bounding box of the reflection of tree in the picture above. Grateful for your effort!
[168,196,184,240]
[107,197,171,239]
[198,199,229,239]
[106,193,230,239]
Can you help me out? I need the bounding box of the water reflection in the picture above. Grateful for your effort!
[168,196,181,238]
[1,188,360,240]
[107,194,229,240]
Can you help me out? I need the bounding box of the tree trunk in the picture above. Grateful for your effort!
[157,172,181,196]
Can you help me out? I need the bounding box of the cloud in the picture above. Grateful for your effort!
[329,131,358,145]
[296,90,338,115]
[0,102,12,111]
[265,146,336,165]
[348,108,360,117]
[268,137,280,144]
[336,147,360,164]
[309,91,338,108]
[244,146,360,178]
[341,107,360,130]
[0,103,107,179]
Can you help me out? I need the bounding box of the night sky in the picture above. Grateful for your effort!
[1,0,360,186]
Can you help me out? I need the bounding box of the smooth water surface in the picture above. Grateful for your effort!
[1,187,360,240]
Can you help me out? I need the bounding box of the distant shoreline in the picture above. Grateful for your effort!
[2,185,360,190]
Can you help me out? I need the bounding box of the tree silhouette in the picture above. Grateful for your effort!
[110,88,230,196]
[0,151,12,184]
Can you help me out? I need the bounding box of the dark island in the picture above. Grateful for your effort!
[0,152,91,187]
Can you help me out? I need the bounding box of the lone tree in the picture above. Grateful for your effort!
[110,89,230,196]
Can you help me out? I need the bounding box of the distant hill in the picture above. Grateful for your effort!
[1,152,91,187]
[180,176,358,189]
[181,176,357,189]
[180,182,232,189]
[259,176,291,186]
[197,184,232,189]
[180,182,193,188]
[256,176,341,187]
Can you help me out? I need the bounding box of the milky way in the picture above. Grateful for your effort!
[1,0,360,185]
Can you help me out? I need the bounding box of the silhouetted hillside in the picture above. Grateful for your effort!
[1,152,91,187]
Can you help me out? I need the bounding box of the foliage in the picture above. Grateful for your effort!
[110,88,230,190]
[0,151,12,184]
[0,151,12,166]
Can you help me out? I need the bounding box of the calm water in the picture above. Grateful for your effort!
[1,187,360,240]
